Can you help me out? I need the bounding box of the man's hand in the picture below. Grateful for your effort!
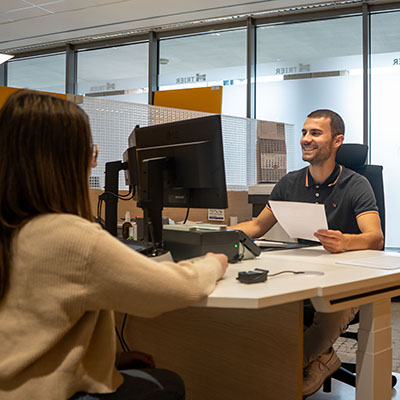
[314,229,349,253]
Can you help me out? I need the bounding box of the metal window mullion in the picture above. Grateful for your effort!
[65,44,77,94]
[362,3,371,160]
[254,5,363,27]
[369,1,400,13]
[72,34,148,52]
[246,17,256,119]
[0,62,7,86]
[148,31,159,105]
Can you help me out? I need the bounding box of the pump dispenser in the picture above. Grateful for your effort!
[122,211,132,239]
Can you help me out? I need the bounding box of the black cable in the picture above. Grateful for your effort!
[118,187,133,197]
[102,189,134,201]
[99,199,103,223]
[100,200,105,223]
[96,197,105,227]
[115,327,128,352]
[118,195,134,201]
[183,208,190,224]
[97,198,102,218]
[96,197,101,220]
[120,313,131,352]
[147,217,158,254]
[269,271,305,277]
[96,186,133,227]
[255,268,305,277]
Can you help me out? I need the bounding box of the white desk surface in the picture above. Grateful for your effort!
[198,247,400,310]
[128,247,398,400]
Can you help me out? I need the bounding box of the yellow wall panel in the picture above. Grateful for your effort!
[154,86,222,114]
[0,86,68,109]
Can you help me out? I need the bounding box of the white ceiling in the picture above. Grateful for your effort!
[2,0,400,92]
[0,0,339,52]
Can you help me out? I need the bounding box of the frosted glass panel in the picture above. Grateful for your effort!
[77,43,148,104]
[159,29,246,117]
[8,53,66,93]
[222,84,247,118]
[371,10,400,248]
[256,16,363,172]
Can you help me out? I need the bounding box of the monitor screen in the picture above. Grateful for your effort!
[127,115,228,249]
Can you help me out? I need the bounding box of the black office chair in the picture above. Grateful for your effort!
[322,143,397,392]
[335,143,385,238]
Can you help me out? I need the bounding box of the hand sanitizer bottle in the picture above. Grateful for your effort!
[122,211,132,239]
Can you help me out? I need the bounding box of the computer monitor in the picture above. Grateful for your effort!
[127,115,228,250]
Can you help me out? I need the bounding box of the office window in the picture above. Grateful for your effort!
[256,16,363,171]
[370,10,400,248]
[7,53,66,93]
[77,43,148,104]
[159,29,247,117]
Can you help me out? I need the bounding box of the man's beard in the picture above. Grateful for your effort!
[302,142,333,165]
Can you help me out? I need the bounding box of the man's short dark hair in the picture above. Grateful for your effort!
[307,109,345,137]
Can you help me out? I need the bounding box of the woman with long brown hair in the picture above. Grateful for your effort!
[0,90,228,400]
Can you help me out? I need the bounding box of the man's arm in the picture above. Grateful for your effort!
[230,205,278,238]
[314,212,384,253]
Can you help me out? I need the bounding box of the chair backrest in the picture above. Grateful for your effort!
[335,143,386,240]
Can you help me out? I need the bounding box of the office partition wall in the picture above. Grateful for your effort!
[81,96,281,191]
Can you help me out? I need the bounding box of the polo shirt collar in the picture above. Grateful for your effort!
[305,163,342,188]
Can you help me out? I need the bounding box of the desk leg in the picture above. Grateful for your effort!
[356,299,392,400]
[122,302,303,400]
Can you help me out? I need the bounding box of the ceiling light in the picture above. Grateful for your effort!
[0,54,14,64]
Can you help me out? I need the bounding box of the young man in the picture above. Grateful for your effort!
[231,109,383,397]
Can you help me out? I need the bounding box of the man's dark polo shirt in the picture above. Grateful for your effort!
[268,164,378,235]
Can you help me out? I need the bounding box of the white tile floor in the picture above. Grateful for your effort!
[308,302,400,399]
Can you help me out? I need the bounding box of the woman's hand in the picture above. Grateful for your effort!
[206,252,229,274]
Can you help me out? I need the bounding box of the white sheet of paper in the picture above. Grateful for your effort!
[337,254,400,270]
[269,200,328,242]
[254,240,287,247]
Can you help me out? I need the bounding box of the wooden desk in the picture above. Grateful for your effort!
[122,248,400,400]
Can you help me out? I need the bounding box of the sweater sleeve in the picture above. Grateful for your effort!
[84,227,224,317]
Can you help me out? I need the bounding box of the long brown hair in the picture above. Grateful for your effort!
[0,90,94,300]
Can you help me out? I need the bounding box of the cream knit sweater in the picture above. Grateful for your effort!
[0,214,224,400]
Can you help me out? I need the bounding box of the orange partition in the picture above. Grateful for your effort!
[153,86,222,114]
[0,86,68,109]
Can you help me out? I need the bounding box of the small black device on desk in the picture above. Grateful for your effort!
[236,230,261,257]
[163,226,261,263]
[237,269,268,284]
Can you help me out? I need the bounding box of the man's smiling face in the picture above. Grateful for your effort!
[300,117,336,166]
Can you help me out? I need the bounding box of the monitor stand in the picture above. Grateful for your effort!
[137,156,168,256]
[99,160,127,237]
[100,158,168,257]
